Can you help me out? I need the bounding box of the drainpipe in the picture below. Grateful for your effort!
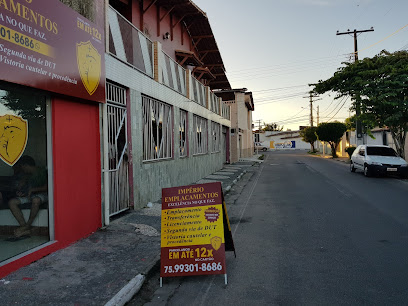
[102,102,110,226]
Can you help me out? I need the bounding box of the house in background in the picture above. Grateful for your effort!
[215,89,254,162]
[255,130,311,151]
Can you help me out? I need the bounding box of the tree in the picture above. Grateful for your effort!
[312,50,408,158]
[344,116,356,131]
[316,122,347,158]
[262,123,283,131]
[299,126,317,152]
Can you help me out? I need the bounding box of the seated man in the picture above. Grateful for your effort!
[8,155,47,238]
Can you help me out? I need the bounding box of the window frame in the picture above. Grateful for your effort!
[179,109,188,158]
[142,95,173,162]
[211,121,221,153]
[193,115,208,155]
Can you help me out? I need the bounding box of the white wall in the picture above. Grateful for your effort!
[106,55,231,208]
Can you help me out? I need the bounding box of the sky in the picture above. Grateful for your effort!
[193,0,408,131]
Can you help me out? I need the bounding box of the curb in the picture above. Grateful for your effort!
[105,274,145,306]
[223,169,247,195]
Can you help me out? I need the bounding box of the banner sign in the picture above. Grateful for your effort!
[161,182,234,278]
[0,0,105,102]
[271,140,296,149]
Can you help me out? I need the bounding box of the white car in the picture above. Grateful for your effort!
[350,145,408,178]
[254,142,268,152]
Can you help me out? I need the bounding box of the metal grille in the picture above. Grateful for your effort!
[191,76,206,107]
[210,92,220,115]
[106,82,130,216]
[108,6,153,77]
[193,115,208,155]
[211,122,221,152]
[162,51,186,95]
[222,102,230,120]
[142,96,173,161]
[179,109,188,157]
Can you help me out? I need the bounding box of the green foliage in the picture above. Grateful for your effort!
[312,50,408,158]
[345,146,356,158]
[316,122,347,158]
[299,126,317,152]
[262,123,283,131]
[344,116,356,131]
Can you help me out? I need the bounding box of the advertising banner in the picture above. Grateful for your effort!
[0,0,105,102]
[271,140,296,149]
[161,182,234,278]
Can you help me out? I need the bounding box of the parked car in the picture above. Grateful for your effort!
[350,145,408,178]
[254,142,268,152]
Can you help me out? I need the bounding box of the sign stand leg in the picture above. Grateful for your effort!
[160,277,163,287]
[224,274,228,285]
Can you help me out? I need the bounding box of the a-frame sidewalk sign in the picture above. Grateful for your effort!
[160,182,235,286]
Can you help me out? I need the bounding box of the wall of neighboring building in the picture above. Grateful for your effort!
[236,93,253,158]
[227,99,239,163]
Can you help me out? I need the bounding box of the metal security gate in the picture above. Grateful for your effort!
[106,83,130,217]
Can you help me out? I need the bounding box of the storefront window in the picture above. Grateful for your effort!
[0,82,50,263]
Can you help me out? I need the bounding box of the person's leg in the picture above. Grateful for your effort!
[26,196,41,227]
[8,198,26,227]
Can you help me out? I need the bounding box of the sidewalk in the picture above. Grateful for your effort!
[0,156,262,305]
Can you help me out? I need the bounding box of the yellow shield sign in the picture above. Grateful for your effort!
[0,115,28,166]
[76,41,102,96]
[210,236,222,251]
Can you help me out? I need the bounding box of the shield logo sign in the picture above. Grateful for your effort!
[76,41,102,96]
[211,236,222,251]
[0,114,28,166]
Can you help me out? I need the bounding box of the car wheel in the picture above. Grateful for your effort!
[350,162,356,172]
[263,148,267,152]
[364,165,371,177]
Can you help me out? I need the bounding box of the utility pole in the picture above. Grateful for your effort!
[254,119,262,132]
[336,28,374,145]
[253,119,262,155]
[303,92,321,127]
[309,93,314,127]
[317,106,319,126]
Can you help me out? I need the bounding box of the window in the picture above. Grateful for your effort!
[193,115,208,155]
[0,82,50,263]
[142,96,173,161]
[367,146,397,156]
[179,110,188,157]
[211,122,220,153]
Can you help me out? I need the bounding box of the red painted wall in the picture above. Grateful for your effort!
[0,97,102,277]
[130,0,193,59]
[52,97,102,244]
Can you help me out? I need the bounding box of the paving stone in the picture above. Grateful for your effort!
[205,175,230,180]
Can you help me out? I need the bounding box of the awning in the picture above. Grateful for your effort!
[193,66,216,80]
[175,50,203,67]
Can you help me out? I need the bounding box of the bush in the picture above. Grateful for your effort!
[345,146,356,158]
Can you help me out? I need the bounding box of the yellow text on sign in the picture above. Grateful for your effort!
[161,205,224,247]
[169,247,214,260]
[0,24,55,58]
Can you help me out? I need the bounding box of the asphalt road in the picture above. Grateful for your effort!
[142,151,408,305]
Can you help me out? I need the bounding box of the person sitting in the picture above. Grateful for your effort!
[8,155,48,238]
[0,161,29,208]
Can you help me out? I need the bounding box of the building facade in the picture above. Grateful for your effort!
[0,0,232,277]
[216,89,254,163]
